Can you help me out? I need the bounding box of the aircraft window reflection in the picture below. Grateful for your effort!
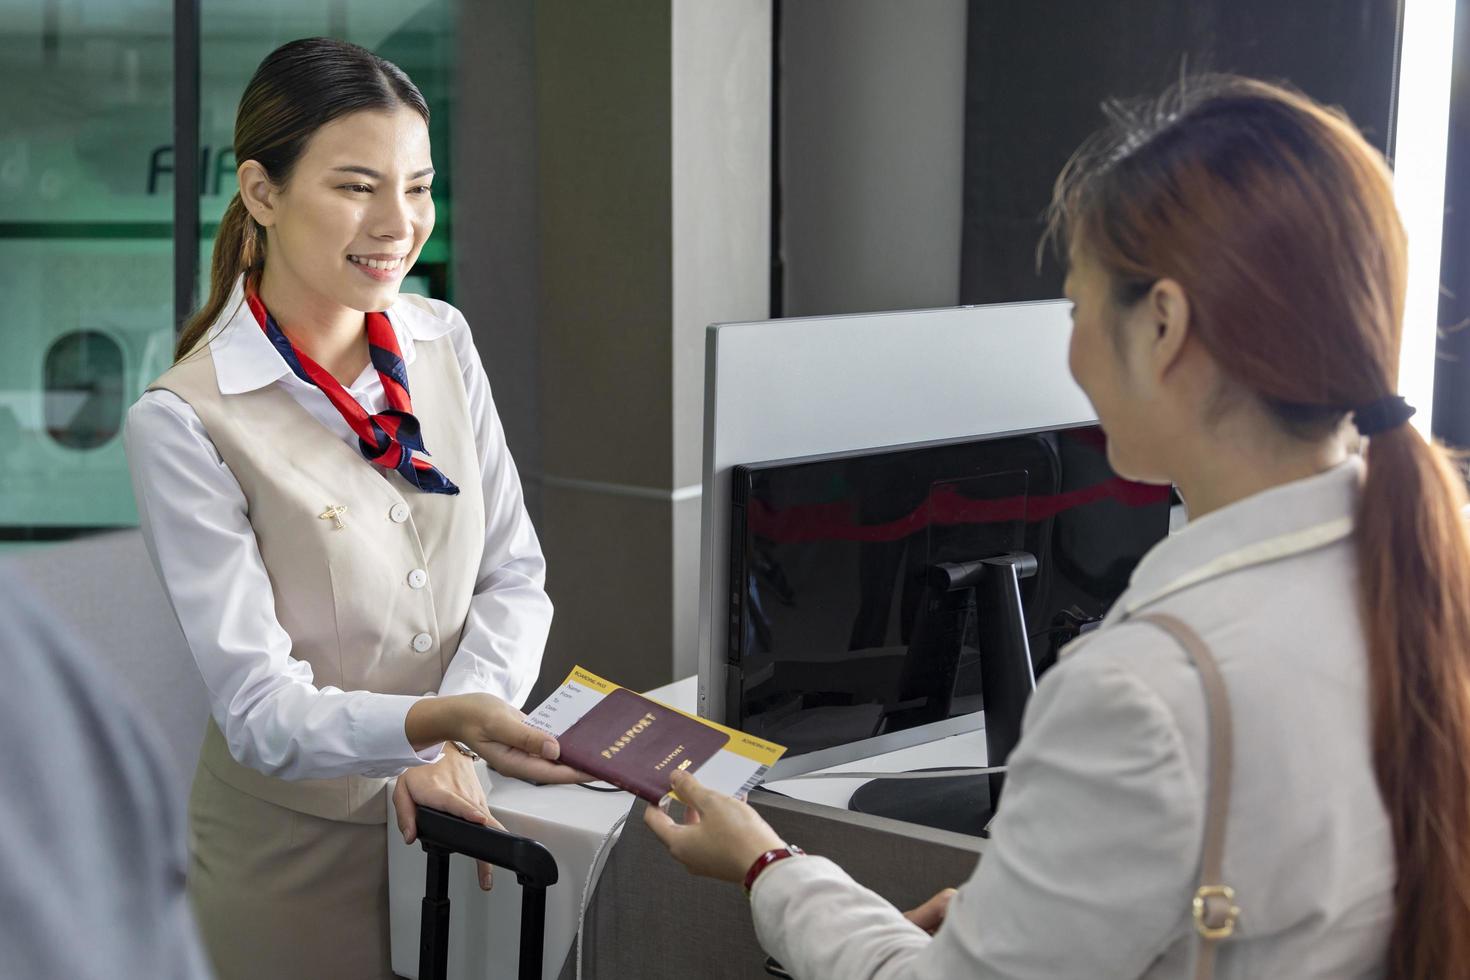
[44,330,126,451]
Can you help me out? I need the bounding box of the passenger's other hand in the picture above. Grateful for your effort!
[903,888,958,934]
[393,748,501,890]
[643,769,785,883]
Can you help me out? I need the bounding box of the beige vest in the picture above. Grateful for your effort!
[149,311,485,824]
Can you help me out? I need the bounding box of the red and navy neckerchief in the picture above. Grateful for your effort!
[245,287,459,495]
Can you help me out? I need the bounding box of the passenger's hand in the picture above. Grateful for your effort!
[393,748,501,890]
[643,769,785,883]
[903,888,958,934]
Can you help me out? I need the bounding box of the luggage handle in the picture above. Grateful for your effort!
[415,805,559,980]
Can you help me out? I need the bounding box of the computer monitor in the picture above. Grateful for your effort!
[726,425,1170,799]
[696,300,1118,779]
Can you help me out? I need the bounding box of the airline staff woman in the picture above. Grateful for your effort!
[125,38,581,980]
[647,77,1470,979]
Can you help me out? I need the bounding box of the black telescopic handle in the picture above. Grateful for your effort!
[415,806,559,980]
[415,805,559,888]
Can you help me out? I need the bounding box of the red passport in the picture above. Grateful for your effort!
[556,688,731,802]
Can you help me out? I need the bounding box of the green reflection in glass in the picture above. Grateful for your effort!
[0,0,457,549]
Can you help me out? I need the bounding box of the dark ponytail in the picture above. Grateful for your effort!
[1049,75,1470,977]
[1358,425,1470,976]
[175,37,429,360]
[177,194,263,359]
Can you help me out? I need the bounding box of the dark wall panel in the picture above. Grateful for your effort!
[960,0,1404,304]
[1433,0,1470,446]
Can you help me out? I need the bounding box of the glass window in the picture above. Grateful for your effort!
[0,1,174,547]
[0,1,455,551]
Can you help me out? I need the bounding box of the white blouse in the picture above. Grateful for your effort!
[751,459,1394,979]
[124,287,552,781]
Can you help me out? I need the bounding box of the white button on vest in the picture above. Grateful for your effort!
[389,503,410,524]
[411,632,433,653]
[407,568,428,589]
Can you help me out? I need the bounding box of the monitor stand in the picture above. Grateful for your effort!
[847,553,1037,839]
[848,767,996,837]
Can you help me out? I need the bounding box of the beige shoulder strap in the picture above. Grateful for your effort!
[1133,613,1241,980]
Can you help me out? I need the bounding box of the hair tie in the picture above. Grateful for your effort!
[1352,395,1416,436]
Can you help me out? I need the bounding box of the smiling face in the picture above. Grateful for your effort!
[245,106,435,315]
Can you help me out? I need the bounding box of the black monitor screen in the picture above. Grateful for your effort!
[728,424,1170,757]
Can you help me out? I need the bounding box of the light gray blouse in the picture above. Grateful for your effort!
[751,458,1393,979]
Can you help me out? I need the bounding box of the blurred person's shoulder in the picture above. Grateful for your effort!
[0,565,210,979]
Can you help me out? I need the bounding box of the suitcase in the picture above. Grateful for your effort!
[414,805,560,980]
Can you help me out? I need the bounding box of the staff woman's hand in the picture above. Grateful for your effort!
[392,748,502,890]
[454,692,592,784]
[643,769,785,883]
[404,692,590,784]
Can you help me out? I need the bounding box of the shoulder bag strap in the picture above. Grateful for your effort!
[1133,612,1241,980]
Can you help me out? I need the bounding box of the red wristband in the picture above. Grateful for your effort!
[743,844,806,895]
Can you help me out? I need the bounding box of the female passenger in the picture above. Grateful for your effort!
[125,38,581,980]
[647,76,1470,979]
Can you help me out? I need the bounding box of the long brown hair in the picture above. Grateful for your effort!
[1049,76,1470,977]
[176,37,429,361]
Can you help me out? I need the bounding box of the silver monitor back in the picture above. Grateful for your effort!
[695,300,1096,779]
